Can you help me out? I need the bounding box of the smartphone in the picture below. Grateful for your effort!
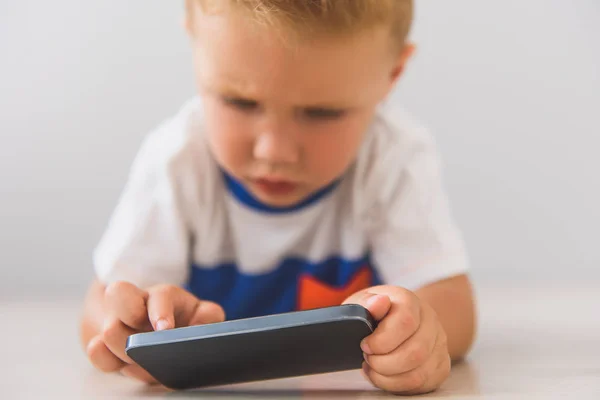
[125,304,376,390]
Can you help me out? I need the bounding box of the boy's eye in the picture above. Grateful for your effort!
[223,97,259,111]
[303,108,346,120]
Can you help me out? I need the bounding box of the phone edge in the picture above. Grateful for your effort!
[125,304,375,354]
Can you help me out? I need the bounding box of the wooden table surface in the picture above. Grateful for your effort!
[2,284,599,399]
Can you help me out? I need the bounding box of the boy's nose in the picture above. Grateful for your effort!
[253,130,300,165]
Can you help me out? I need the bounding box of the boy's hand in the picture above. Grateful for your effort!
[86,282,225,383]
[343,285,451,395]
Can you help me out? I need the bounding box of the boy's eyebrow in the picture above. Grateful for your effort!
[205,80,356,109]
[205,78,259,98]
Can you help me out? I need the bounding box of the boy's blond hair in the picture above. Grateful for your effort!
[189,0,413,49]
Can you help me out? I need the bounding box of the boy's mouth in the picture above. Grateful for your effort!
[252,177,298,197]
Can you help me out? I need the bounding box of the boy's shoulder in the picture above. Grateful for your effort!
[127,97,213,182]
[351,103,441,207]
[134,97,205,158]
[363,103,437,166]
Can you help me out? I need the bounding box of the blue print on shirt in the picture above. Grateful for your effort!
[184,254,382,320]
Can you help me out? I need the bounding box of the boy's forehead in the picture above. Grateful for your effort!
[194,12,393,106]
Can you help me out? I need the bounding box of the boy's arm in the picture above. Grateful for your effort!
[414,274,476,361]
[79,279,107,350]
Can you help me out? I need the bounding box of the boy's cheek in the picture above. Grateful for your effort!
[205,111,254,169]
[203,101,243,135]
[303,126,364,182]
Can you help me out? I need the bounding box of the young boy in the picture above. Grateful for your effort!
[80,0,476,395]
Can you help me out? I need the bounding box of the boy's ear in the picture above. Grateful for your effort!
[183,0,194,36]
[390,42,416,85]
[379,43,415,102]
[182,16,190,35]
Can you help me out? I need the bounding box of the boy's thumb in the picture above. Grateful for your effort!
[344,292,391,322]
[187,299,226,327]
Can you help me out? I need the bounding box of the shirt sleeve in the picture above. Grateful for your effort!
[92,126,192,289]
[365,123,470,291]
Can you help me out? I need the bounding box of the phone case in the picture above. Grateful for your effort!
[125,304,376,390]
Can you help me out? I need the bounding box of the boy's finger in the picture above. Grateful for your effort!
[146,286,225,330]
[364,307,438,375]
[120,364,159,384]
[187,299,226,326]
[104,281,150,330]
[362,302,421,356]
[145,286,177,331]
[87,335,125,373]
[102,318,136,364]
[362,346,451,395]
[359,288,422,355]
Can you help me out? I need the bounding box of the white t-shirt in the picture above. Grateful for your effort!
[93,98,469,320]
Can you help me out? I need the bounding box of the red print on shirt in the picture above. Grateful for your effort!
[297,266,372,311]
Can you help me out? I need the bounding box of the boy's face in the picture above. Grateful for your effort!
[189,10,413,208]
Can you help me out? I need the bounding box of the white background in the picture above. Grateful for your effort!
[1,0,598,297]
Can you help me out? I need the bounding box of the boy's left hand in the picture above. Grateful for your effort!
[343,285,451,395]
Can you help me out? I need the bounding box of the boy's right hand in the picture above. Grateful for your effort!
[86,281,225,383]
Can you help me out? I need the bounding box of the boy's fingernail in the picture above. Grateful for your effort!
[361,339,372,355]
[365,294,384,308]
[156,319,170,331]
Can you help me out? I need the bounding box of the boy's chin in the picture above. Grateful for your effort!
[254,193,306,209]
[249,187,310,210]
